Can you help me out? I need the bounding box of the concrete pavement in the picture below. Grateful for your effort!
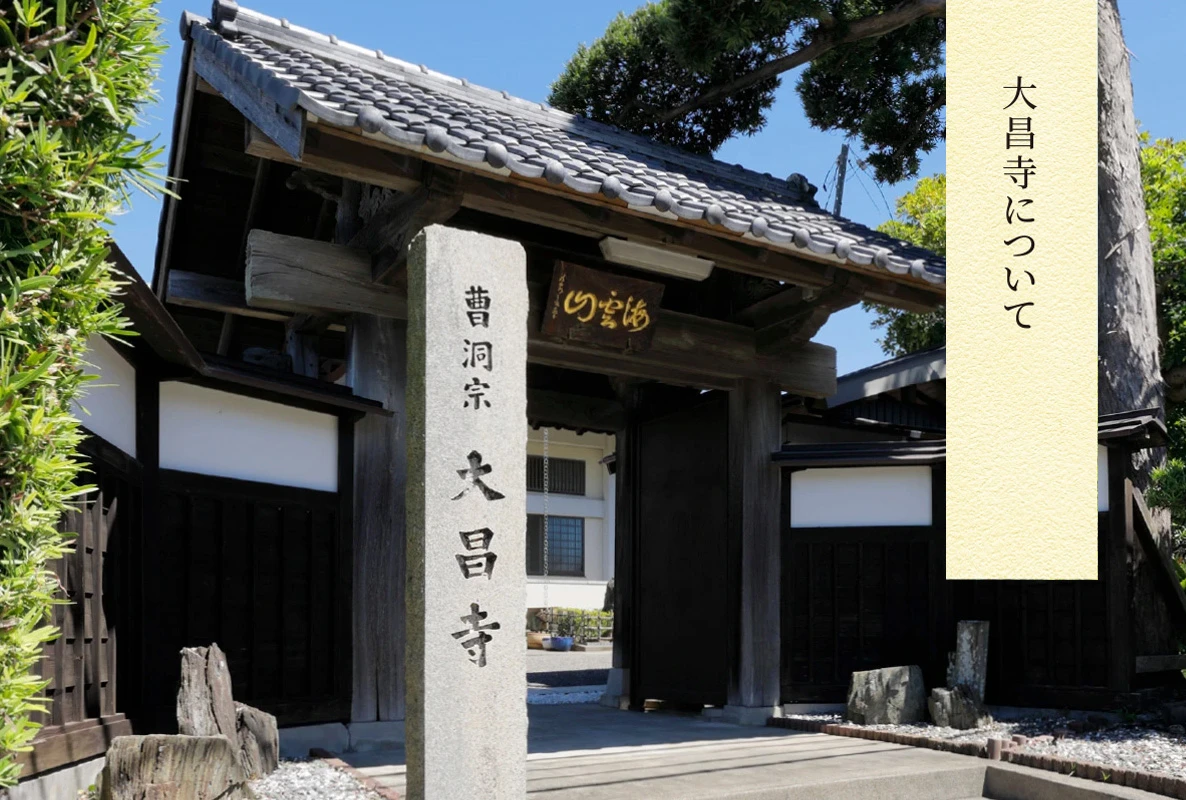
[339,704,1170,798]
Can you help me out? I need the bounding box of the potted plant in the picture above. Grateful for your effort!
[551,611,576,652]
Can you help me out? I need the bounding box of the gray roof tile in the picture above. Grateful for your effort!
[185,1,945,287]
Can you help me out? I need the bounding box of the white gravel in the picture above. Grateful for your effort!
[787,713,1186,780]
[527,685,604,705]
[250,759,382,800]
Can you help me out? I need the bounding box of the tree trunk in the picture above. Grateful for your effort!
[1098,0,1172,655]
[1098,0,1162,446]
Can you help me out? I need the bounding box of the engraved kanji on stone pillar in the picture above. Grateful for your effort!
[406,225,527,800]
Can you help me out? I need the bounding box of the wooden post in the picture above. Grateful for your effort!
[1105,446,1134,692]
[341,179,408,723]
[725,378,783,724]
[602,383,637,710]
[349,315,408,722]
[927,464,951,687]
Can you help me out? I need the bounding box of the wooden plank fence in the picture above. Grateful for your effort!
[21,492,131,777]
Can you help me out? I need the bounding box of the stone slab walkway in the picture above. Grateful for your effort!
[341,704,1171,799]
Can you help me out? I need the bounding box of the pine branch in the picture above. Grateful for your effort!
[656,0,945,123]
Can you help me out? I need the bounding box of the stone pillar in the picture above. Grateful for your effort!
[724,378,783,726]
[405,225,527,800]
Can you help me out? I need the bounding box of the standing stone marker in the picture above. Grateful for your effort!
[947,620,990,703]
[406,225,528,800]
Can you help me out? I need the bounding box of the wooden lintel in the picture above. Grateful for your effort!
[243,122,941,313]
[244,232,836,396]
[526,390,625,433]
[166,269,346,332]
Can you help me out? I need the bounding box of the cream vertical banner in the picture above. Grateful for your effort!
[947,0,1098,579]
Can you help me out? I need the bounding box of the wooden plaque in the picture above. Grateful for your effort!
[541,261,664,352]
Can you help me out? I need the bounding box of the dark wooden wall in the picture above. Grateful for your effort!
[781,525,940,702]
[141,469,351,730]
[948,522,1109,707]
[780,465,1172,709]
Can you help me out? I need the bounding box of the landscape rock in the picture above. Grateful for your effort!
[928,685,993,730]
[100,734,254,800]
[846,665,927,724]
[236,702,280,779]
[177,643,237,739]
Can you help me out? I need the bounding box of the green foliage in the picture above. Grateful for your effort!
[863,174,946,355]
[1139,133,1186,463]
[1149,459,1186,554]
[550,0,945,183]
[548,3,779,155]
[0,0,164,784]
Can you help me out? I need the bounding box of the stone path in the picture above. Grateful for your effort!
[340,704,1171,798]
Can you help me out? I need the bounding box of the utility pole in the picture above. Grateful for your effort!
[832,142,849,218]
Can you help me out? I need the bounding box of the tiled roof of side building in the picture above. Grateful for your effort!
[182,1,946,288]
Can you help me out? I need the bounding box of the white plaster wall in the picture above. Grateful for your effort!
[159,382,337,491]
[72,335,136,456]
[525,428,615,607]
[526,578,608,610]
[1098,444,1109,513]
[790,466,932,527]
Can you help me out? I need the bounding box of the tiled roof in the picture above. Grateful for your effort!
[183,1,946,287]
[827,345,946,407]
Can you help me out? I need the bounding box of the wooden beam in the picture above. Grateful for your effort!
[351,165,462,283]
[755,276,865,356]
[245,123,941,312]
[526,390,625,432]
[167,269,347,332]
[246,124,420,194]
[244,233,837,396]
[167,270,287,322]
[246,230,408,319]
[1135,654,1186,674]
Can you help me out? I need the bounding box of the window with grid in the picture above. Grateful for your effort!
[526,514,585,577]
[526,455,586,495]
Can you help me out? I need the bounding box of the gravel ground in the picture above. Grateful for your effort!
[788,713,1186,780]
[251,759,381,800]
[527,687,604,705]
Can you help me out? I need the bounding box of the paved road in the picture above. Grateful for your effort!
[527,649,611,688]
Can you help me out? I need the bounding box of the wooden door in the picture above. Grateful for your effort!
[633,394,730,706]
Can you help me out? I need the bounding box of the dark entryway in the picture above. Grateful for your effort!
[633,393,730,706]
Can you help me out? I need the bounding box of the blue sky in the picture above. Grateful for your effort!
[108,1,1186,375]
